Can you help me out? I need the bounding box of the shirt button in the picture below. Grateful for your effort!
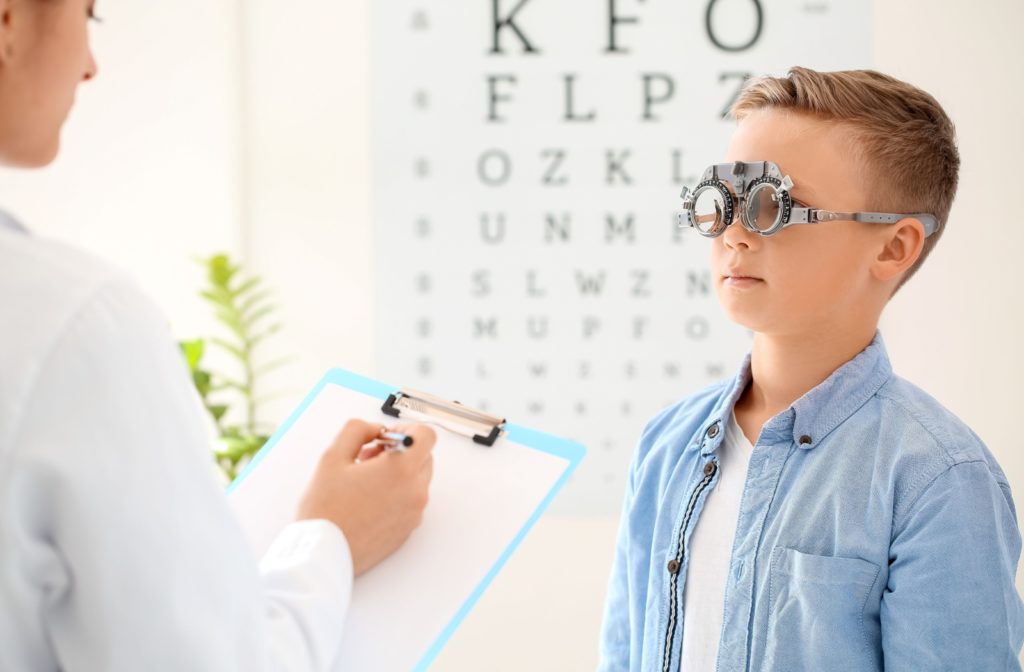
[703,461,717,477]
[799,434,812,445]
[707,423,720,439]
[667,559,681,574]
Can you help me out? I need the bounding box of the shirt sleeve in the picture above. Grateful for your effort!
[880,459,1024,671]
[9,278,352,671]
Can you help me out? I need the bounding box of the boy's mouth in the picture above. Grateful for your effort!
[724,268,764,286]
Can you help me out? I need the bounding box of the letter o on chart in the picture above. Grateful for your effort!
[478,149,512,186]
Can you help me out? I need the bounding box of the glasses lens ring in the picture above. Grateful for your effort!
[743,176,792,236]
[689,179,734,237]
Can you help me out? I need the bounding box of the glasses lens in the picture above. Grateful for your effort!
[745,183,782,233]
[692,187,727,235]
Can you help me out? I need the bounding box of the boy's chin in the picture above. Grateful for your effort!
[731,320,765,335]
[719,304,772,334]
[720,310,754,329]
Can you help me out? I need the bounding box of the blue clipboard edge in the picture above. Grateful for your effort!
[226,368,587,670]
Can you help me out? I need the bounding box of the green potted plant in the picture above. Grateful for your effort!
[180,254,288,482]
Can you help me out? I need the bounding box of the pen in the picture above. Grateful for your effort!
[378,430,414,453]
[355,429,415,463]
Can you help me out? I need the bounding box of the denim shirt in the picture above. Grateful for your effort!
[599,329,1024,671]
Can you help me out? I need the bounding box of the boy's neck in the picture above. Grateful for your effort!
[739,323,879,422]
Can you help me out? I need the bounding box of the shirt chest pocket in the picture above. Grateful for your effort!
[763,547,881,672]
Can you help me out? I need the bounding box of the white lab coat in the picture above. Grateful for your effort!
[0,211,352,671]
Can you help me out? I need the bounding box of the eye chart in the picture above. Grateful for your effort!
[371,1,870,515]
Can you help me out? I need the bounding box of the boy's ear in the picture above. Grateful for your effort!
[871,217,927,283]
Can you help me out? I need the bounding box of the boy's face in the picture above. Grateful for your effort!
[713,109,885,336]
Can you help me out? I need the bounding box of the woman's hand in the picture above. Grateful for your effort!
[296,419,436,576]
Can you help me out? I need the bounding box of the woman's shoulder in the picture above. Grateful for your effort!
[0,227,168,342]
[0,230,170,400]
[0,227,130,304]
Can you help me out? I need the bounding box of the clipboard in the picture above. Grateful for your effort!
[226,369,586,671]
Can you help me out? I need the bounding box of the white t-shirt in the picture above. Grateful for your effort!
[680,408,755,671]
[0,213,352,671]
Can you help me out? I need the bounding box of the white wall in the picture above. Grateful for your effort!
[877,0,1024,493]
[238,0,376,411]
[4,0,1022,669]
[877,0,1024,610]
[0,0,244,339]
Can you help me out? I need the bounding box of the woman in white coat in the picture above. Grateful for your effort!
[0,0,436,669]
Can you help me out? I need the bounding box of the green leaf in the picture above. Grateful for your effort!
[214,308,247,342]
[250,323,283,347]
[207,254,239,288]
[207,404,229,422]
[179,339,205,371]
[212,378,248,393]
[192,369,212,397]
[200,288,233,309]
[214,437,251,461]
[213,433,266,461]
[238,289,273,317]
[231,276,262,300]
[243,305,276,331]
[210,337,247,363]
[254,356,293,377]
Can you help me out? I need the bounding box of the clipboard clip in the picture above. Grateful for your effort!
[382,389,506,447]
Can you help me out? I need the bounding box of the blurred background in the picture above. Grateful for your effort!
[1,0,1021,669]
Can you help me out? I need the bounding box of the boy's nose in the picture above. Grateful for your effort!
[721,218,760,251]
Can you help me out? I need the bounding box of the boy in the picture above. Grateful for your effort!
[598,67,1024,671]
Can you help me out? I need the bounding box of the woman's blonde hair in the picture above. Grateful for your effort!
[732,67,959,295]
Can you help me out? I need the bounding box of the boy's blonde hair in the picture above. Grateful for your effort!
[731,67,959,295]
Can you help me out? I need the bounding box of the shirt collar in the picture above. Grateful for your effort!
[0,209,28,235]
[699,329,893,455]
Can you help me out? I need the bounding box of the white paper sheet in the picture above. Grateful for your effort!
[229,381,577,670]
